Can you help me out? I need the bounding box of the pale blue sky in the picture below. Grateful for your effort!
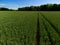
[0,0,60,9]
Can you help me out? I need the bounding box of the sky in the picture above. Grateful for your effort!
[0,0,60,9]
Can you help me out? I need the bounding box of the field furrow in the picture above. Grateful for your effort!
[40,13,60,36]
[42,18,54,45]
[40,12,60,45]
[35,14,40,45]
[0,11,60,45]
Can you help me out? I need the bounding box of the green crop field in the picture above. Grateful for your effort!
[0,11,60,45]
[39,11,60,45]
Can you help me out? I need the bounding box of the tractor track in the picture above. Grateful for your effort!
[40,12,60,36]
[35,12,60,45]
[35,13,40,45]
[42,18,55,45]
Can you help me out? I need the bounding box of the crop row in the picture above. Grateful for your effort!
[39,13,60,45]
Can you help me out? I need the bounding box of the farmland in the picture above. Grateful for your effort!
[40,12,60,45]
[0,11,60,45]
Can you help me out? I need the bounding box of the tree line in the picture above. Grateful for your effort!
[0,7,15,11]
[18,4,60,11]
[0,4,60,11]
